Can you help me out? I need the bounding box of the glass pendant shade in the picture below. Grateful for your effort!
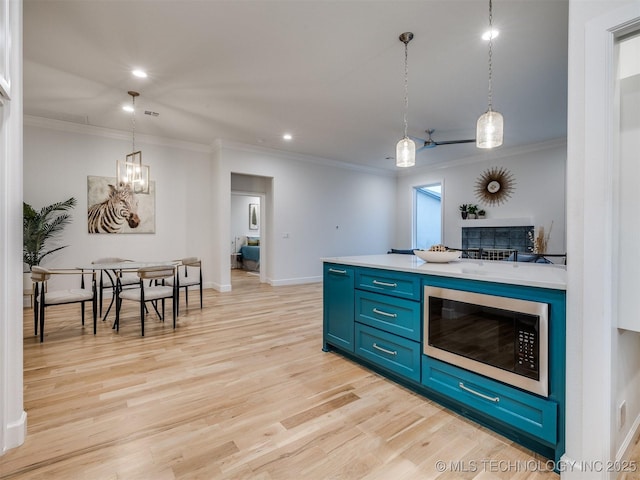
[116,151,150,194]
[476,109,503,149]
[396,136,416,167]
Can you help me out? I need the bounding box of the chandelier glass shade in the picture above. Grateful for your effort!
[396,136,416,168]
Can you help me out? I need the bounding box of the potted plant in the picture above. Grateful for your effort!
[23,197,77,273]
[459,204,468,219]
[477,209,486,219]
[467,204,479,219]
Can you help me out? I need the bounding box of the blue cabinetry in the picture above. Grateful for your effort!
[323,263,355,352]
[322,261,565,464]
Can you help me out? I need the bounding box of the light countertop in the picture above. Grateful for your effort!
[323,254,567,290]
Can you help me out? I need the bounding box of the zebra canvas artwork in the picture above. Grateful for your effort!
[87,176,155,234]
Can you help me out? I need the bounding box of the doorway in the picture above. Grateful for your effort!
[230,173,270,286]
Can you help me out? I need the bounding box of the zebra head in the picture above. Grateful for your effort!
[113,183,141,228]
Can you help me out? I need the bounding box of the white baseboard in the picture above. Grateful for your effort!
[268,276,321,287]
[617,412,640,462]
[3,410,27,454]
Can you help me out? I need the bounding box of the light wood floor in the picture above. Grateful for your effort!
[2,270,569,479]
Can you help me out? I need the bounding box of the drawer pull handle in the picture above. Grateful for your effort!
[459,382,500,403]
[328,268,347,275]
[372,343,398,356]
[373,308,397,318]
[372,280,397,288]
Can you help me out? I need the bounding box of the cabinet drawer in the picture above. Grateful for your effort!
[422,356,557,445]
[355,290,421,341]
[355,323,421,382]
[356,269,420,300]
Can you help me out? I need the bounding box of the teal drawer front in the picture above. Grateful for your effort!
[355,323,421,382]
[356,269,420,300]
[422,357,557,445]
[355,290,421,341]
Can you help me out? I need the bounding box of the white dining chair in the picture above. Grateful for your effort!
[31,266,97,343]
[114,265,177,336]
[165,257,202,315]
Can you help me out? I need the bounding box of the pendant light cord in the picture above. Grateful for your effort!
[403,39,409,139]
[487,0,494,111]
[131,95,136,152]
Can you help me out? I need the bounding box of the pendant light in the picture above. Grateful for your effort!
[396,32,415,168]
[116,91,150,194]
[476,0,503,149]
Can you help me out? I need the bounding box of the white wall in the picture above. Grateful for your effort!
[23,119,214,287]
[22,122,397,292]
[395,141,567,254]
[211,142,397,289]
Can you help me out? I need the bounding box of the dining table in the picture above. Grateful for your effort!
[81,260,179,323]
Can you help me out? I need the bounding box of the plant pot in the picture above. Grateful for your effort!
[461,212,468,219]
[468,213,476,219]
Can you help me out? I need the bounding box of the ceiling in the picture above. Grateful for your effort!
[23,0,569,172]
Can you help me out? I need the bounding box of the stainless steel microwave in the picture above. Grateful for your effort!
[424,286,549,397]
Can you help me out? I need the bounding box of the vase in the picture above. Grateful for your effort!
[461,212,468,219]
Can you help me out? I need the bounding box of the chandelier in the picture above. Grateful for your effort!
[116,91,150,194]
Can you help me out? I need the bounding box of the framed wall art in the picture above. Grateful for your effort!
[249,203,259,230]
[87,176,156,234]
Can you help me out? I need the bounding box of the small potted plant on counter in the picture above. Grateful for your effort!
[477,209,486,219]
[459,204,468,219]
[467,204,479,219]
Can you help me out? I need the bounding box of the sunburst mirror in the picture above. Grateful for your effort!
[474,166,515,206]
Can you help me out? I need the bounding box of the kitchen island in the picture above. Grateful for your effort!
[322,254,566,465]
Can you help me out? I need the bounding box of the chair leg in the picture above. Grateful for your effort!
[33,282,39,336]
[185,286,189,309]
[39,289,46,343]
[141,300,145,336]
[93,290,98,335]
[81,301,85,325]
[172,293,177,329]
[199,278,203,309]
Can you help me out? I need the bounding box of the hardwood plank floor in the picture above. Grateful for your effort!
[1,270,564,479]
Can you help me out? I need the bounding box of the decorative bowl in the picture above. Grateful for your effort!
[413,249,461,263]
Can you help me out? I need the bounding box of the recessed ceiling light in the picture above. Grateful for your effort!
[283,133,293,141]
[482,29,499,41]
[132,69,148,78]
[122,105,134,112]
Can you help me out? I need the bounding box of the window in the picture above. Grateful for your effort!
[414,183,442,249]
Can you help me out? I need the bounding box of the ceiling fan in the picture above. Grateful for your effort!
[413,129,475,152]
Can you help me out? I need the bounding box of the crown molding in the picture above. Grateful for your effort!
[397,137,567,176]
[218,139,395,178]
[24,115,212,153]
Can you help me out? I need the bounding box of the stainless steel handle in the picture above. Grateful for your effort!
[459,382,500,403]
[328,268,347,275]
[373,280,397,288]
[372,308,397,318]
[372,343,398,356]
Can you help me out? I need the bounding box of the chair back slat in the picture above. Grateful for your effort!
[138,266,175,280]
[31,266,51,282]
[180,257,200,266]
